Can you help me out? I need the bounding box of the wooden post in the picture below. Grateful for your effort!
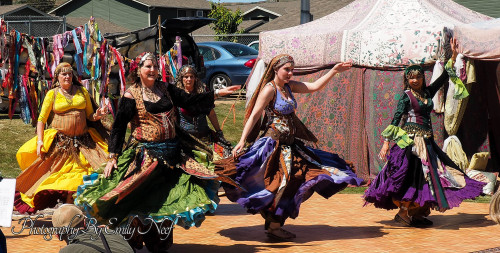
[158,15,162,56]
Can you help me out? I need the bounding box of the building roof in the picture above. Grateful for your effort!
[0,4,49,16]
[223,0,354,33]
[65,17,130,34]
[135,0,210,9]
[50,0,211,14]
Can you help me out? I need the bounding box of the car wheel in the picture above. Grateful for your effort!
[210,73,231,90]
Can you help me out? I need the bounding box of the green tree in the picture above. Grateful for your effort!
[14,0,55,13]
[208,2,243,42]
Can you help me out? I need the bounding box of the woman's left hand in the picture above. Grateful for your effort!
[333,61,353,73]
[217,85,241,97]
[94,106,108,120]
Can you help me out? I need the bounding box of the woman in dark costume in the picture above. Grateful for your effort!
[75,52,239,251]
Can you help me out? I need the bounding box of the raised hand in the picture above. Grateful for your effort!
[333,61,353,73]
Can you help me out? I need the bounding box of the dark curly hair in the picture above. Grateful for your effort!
[175,65,206,94]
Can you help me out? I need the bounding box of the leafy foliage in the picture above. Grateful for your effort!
[208,2,243,42]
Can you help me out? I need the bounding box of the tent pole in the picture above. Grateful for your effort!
[158,15,162,56]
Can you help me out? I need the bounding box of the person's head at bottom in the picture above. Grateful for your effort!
[51,204,86,244]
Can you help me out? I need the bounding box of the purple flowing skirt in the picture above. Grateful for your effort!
[223,137,363,220]
[364,140,485,211]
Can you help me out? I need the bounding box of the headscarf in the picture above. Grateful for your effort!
[175,65,206,94]
[403,64,426,90]
[244,54,295,123]
[127,52,157,84]
[52,62,81,88]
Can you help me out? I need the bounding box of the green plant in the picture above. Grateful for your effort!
[208,2,244,42]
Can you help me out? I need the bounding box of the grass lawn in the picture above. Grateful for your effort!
[0,114,36,178]
[214,99,246,145]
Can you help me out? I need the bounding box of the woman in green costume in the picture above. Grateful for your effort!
[75,52,239,252]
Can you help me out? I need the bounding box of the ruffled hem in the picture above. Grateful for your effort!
[381,125,414,148]
[228,138,362,219]
[149,201,218,229]
[364,143,485,211]
[15,190,75,214]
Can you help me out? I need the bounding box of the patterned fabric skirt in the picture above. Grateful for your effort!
[75,138,223,229]
[364,138,485,212]
[215,136,363,222]
[15,128,108,214]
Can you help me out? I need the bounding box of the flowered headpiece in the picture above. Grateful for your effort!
[129,52,156,73]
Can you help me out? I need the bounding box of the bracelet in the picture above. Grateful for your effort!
[384,138,390,142]
[215,89,220,99]
[37,140,44,145]
[108,153,119,161]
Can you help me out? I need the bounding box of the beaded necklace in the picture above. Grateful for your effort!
[59,85,75,105]
[410,88,427,104]
[142,84,161,102]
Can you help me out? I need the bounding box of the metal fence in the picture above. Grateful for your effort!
[192,33,259,45]
[3,15,66,37]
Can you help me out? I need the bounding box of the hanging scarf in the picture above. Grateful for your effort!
[110,46,126,93]
[82,24,91,75]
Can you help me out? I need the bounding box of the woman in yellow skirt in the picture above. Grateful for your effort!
[14,62,108,214]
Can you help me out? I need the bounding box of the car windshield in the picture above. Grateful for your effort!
[221,44,258,57]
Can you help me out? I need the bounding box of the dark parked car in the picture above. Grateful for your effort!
[198,41,258,90]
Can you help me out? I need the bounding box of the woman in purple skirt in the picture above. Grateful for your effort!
[215,54,363,240]
[364,39,485,227]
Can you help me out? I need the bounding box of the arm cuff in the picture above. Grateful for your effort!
[381,125,414,148]
[445,58,469,99]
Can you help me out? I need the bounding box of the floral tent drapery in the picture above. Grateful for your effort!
[454,18,500,60]
[259,0,490,68]
[249,0,495,180]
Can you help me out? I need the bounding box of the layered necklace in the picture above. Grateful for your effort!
[60,85,74,105]
[410,88,427,104]
[142,84,161,102]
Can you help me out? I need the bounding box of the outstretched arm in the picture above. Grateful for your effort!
[232,85,275,156]
[290,62,352,93]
